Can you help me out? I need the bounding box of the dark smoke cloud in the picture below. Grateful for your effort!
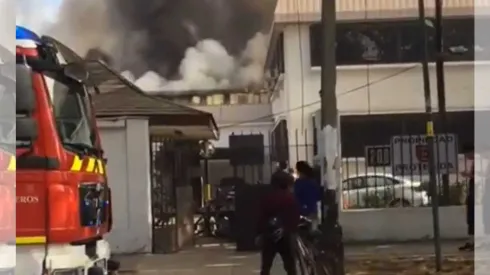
[107,0,276,79]
[51,0,276,86]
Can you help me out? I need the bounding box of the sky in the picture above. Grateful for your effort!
[16,0,63,32]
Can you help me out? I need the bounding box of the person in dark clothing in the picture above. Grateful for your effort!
[277,160,289,172]
[257,172,299,275]
[294,161,322,229]
[460,145,475,251]
[271,161,295,190]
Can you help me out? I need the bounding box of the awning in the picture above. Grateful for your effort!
[275,0,479,23]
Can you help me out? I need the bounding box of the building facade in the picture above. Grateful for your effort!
[267,0,490,165]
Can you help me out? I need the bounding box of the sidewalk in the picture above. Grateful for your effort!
[115,240,473,274]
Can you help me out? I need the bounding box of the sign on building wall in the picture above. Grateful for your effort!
[365,145,391,167]
[229,134,265,165]
[391,134,458,176]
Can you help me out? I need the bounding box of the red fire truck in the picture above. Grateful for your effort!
[15,26,117,275]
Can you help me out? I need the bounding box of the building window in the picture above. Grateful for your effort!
[397,20,436,63]
[230,93,249,105]
[269,32,285,76]
[312,116,318,156]
[443,18,474,61]
[338,21,400,65]
[191,96,202,105]
[260,93,269,104]
[206,94,224,105]
[310,17,482,67]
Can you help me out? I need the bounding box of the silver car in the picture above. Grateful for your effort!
[342,173,429,208]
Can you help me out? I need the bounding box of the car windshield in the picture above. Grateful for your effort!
[16,63,97,154]
[44,70,96,151]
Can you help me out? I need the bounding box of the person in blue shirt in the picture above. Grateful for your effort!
[293,161,322,229]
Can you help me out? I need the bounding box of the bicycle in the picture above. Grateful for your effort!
[194,199,234,238]
[296,217,337,275]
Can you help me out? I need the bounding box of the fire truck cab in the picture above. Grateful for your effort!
[15,26,115,275]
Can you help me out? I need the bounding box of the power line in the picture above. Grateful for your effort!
[220,65,417,129]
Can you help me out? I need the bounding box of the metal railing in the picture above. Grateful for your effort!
[202,128,474,211]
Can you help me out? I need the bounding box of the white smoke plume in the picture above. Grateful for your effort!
[16,0,276,93]
[127,32,268,93]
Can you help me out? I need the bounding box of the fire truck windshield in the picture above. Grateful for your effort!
[16,64,98,156]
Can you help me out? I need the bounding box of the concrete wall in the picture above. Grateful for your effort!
[98,118,152,254]
[341,206,466,242]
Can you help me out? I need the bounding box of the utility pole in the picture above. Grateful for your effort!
[418,0,442,271]
[320,0,344,274]
[434,0,450,205]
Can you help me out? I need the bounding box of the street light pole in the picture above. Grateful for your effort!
[418,0,442,271]
[320,0,344,274]
[435,0,450,206]
[320,0,338,225]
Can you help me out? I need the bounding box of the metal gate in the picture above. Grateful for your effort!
[150,137,199,253]
[150,136,177,253]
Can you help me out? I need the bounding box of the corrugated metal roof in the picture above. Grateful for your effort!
[86,60,219,131]
[275,0,484,23]
[92,88,207,117]
[85,61,212,116]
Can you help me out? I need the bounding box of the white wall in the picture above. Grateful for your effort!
[98,118,152,254]
[341,206,467,242]
[273,23,489,163]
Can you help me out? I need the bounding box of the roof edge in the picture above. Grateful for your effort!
[89,61,216,116]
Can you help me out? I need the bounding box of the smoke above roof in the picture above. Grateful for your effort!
[44,0,277,93]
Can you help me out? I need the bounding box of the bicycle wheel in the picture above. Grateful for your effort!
[296,237,309,275]
[314,251,336,275]
[296,237,317,275]
[297,250,308,275]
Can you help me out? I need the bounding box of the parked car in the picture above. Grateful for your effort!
[342,173,429,208]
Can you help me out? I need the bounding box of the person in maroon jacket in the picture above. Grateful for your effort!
[256,171,300,275]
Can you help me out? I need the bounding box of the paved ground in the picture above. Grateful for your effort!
[114,240,473,274]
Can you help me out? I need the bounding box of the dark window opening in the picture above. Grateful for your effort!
[267,32,285,82]
[310,17,482,66]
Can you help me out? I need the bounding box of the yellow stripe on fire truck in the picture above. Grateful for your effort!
[16,236,46,245]
[7,156,15,171]
[70,155,105,174]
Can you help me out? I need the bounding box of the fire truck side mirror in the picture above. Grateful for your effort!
[64,63,89,83]
[16,117,38,140]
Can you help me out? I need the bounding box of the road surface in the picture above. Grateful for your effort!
[115,240,473,274]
